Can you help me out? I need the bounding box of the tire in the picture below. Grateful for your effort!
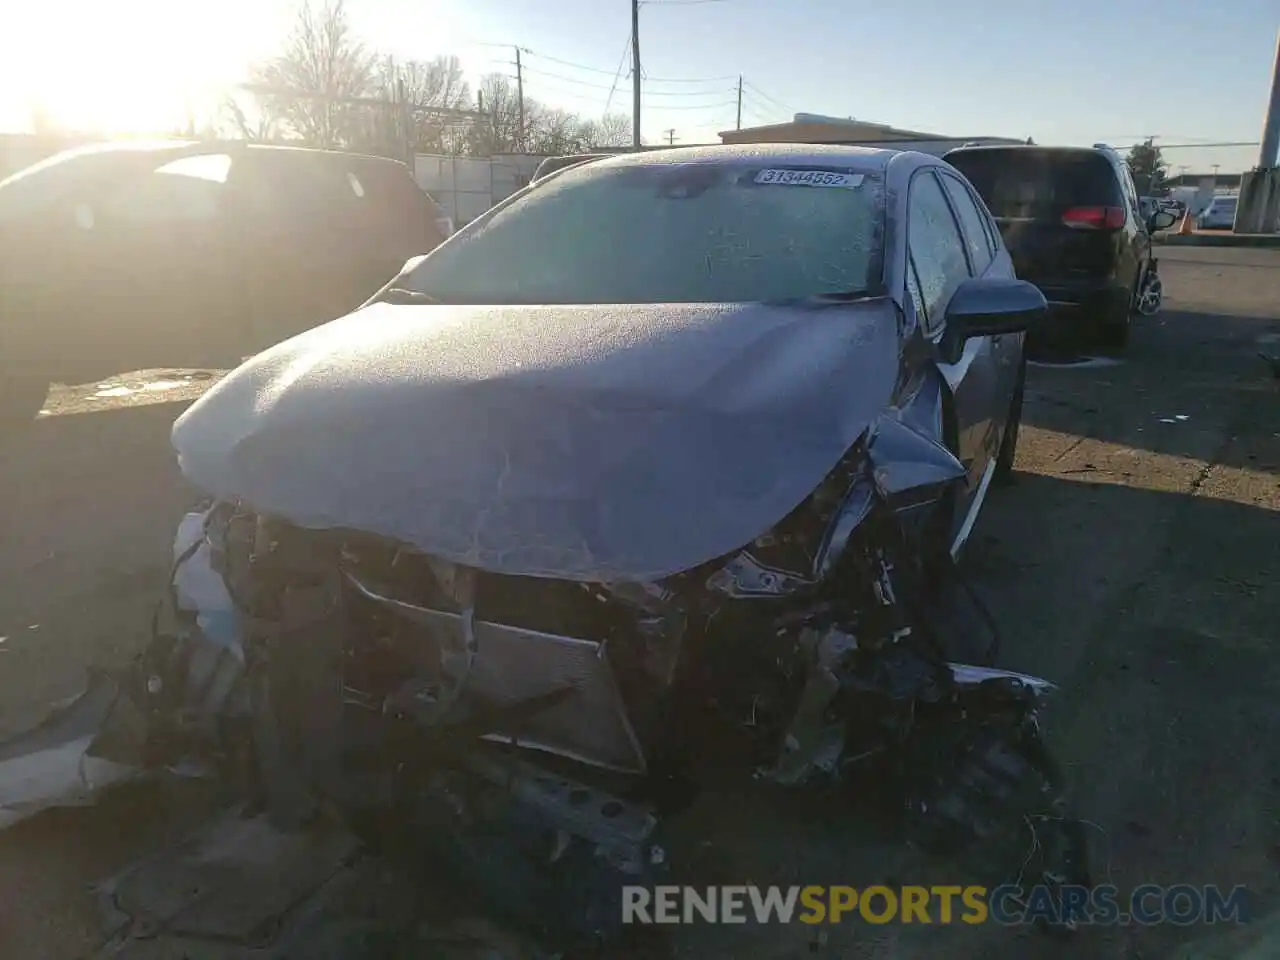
[1134,268,1162,317]
[0,372,49,429]
[994,357,1025,483]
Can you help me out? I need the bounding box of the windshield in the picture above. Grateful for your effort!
[402,161,883,304]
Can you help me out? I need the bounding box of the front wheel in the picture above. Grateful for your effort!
[0,372,49,430]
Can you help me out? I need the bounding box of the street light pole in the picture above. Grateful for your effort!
[1259,28,1280,168]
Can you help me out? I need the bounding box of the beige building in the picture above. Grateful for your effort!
[719,113,1027,158]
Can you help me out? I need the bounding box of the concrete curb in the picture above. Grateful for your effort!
[1154,232,1280,248]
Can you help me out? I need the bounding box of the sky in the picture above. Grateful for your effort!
[1,0,1276,174]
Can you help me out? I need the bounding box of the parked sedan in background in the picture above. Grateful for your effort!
[0,139,448,423]
[1198,194,1238,230]
[529,151,612,183]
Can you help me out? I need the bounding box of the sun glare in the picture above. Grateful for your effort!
[0,0,281,135]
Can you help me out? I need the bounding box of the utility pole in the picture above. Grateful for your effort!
[631,0,641,149]
[663,128,676,145]
[515,46,526,152]
[736,75,743,130]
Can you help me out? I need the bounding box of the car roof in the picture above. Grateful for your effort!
[26,138,409,171]
[578,143,900,174]
[945,144,1116,160]
[241,143,411,168]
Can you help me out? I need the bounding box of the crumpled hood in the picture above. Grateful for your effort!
[172,299,900,580]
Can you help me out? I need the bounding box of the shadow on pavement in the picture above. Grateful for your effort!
[966,468,1279,960]
[1022,308,1280,474]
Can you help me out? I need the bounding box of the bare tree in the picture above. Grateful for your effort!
[237,9,629,159]
[528,108,592,155]
[248,0,377,148]
[379,55,473,154]
[466,74,531,155]
[220,94,280,142]
[581,114,632,149]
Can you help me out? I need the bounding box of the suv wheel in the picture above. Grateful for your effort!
[1135,270,1163,316]
[0,373,50,429]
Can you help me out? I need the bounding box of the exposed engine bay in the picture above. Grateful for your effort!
[32,416,1090,953]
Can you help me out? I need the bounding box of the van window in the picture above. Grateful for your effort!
[100,153,232,224]
[946,149,1123,219]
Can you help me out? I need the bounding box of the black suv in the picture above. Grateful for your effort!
[942,143,1177,350]
[0,140,448,423]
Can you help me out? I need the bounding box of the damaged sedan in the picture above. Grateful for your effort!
[2,144,1091,950]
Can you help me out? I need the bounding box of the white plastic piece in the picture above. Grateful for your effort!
[172,510,245,661]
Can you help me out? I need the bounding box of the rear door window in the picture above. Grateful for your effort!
[907,171,970,333]
[99,153,232,225]
[938,172,994,274]
[1118,162,1142,221]
[945,149,1123,220]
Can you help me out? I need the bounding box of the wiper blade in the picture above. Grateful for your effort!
[374,287,440,305]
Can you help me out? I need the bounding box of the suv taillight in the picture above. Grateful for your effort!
[1062,206,1126,230]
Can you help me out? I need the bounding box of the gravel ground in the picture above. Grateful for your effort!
[0,245,1277,958]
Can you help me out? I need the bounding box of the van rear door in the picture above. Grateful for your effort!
[944,148,1125,285]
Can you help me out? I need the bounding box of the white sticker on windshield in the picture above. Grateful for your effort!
[753,169,865,188]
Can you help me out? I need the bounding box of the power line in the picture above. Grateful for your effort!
[518,47,734,87]
[518,48,623,76]
[741,80,797,116]
[642,0,731,5]
[603,33,632,116]
[740,103,778,125]
[520,41,733,87]
[518,65,619,90]
[644,86,739,99]
[519,63,734,98]
[642,72,738,83]
[1121,140,1259,150]
[645,99,738,111]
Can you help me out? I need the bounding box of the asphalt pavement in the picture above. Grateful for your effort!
[0,245,1277,959]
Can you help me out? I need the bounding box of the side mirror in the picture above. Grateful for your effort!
[1148,209,1179,232]
[941,277,1046,363]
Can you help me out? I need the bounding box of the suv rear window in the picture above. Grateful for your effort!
[945,149,1123,219]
